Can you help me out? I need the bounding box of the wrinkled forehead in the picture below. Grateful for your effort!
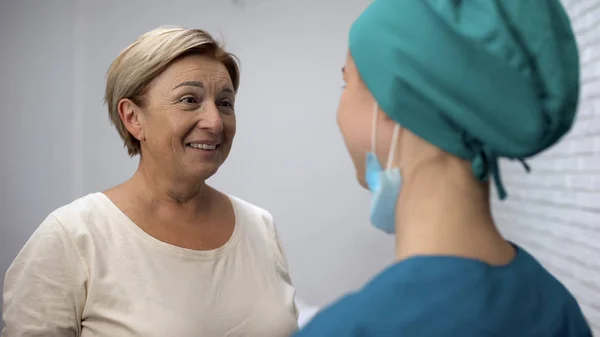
[157,54,234,93]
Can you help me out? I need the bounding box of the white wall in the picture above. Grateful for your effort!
[493,0,600,334]
[0,1,78,331]
[1,0,598,333]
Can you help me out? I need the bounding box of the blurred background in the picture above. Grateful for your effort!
[0,0,598,333]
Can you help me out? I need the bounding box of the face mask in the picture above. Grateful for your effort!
[365,103,402,234]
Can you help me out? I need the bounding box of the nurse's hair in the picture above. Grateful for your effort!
[104,26,241,156]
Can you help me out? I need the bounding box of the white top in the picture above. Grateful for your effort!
[2,193,299,337]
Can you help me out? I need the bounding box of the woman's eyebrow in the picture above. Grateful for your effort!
[173,81,204,90]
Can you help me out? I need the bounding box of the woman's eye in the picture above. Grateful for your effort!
[220,100,234,109]
[179,96,198,104]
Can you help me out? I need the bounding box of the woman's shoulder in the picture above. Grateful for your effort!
[46,192,123,237]
[227,194,273,218]
[10,193,116,276]
[226,194,276,229]
[225,194,283,247]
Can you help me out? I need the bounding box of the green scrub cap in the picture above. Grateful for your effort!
[349,0,580,199]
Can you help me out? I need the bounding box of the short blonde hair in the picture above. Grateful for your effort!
[104,26,240,156]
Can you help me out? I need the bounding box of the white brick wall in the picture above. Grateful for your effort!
[492,0,600,334]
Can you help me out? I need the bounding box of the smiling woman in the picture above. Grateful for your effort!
[1,26,298,337]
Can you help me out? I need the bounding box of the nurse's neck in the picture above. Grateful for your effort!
[392,137,515,266]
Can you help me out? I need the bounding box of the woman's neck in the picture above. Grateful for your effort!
[133,154,210,203]
[393,158,515,266]
[118,159,217,222]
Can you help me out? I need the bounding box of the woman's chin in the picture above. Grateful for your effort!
[184,165,220,182]
[356,172,368,189]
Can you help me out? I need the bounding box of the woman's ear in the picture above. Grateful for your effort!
[118,98,145,142]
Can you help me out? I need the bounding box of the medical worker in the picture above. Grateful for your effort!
[294,0,593,336]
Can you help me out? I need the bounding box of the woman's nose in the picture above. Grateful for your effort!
[197,102,224,133]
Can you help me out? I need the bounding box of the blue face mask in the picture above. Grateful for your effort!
[365,104,402,234]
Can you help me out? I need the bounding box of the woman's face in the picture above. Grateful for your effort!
[337,53,397,188]
[122,54,236,181]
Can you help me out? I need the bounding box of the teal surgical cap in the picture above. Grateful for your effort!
[349,0,580,199]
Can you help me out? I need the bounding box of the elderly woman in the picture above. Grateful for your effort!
[2,26,298,336]
[295,1,592,336]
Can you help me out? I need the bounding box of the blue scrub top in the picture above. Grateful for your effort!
[294,245,592,336]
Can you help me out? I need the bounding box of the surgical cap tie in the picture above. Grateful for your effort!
[463,132,531,200]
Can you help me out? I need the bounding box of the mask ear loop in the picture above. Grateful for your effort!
[371,103,379,153]
[385,124,400,170]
